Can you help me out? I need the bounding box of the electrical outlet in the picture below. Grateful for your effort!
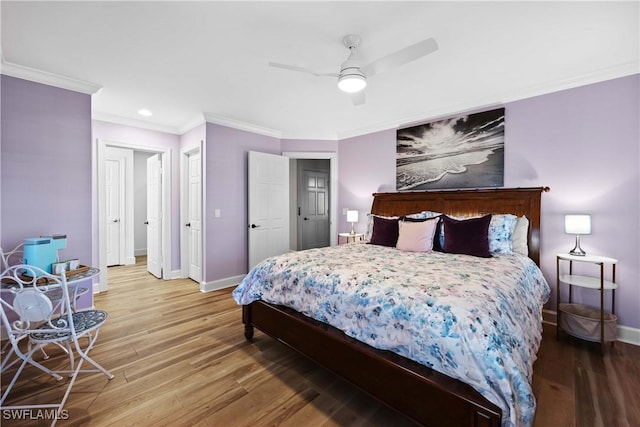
[214,209,221,218]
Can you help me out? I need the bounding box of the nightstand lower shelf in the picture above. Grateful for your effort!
[558,303,617,343]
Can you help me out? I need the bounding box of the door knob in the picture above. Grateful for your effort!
[144,221,149,225]
[185,223,191,227]
[112,219,120,223]
[250,224,260,228]
[304,217,309,221]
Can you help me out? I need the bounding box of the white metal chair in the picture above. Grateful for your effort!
[0,243,56,361]
[0,264,114,426]
[0,243,24,270]
[0,244,24,357]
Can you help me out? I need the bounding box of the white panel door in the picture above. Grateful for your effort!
[105,158,122,266]
[146,154,162,278]
[248,151,289,270]
[187,152,202,282]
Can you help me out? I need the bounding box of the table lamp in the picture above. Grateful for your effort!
[565,214,591,256]
[346,210,359,235]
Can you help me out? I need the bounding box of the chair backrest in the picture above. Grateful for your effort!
[0,243,24,271]
[0,264,72,343]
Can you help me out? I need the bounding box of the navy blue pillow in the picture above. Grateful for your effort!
[369,216,399,247]
[442,215,492,258]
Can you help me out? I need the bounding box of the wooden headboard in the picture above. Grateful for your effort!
[370,187,550,266]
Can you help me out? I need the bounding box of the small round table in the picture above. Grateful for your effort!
[338,232,364,244]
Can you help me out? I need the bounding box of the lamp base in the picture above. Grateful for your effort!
[569,235,586,256]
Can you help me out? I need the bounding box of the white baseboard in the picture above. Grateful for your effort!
[167,269,183,280]
[200,274,244,293]
[617,325,640,346]
[542,309,640,347]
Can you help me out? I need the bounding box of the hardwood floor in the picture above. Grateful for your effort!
[2,259,639,426]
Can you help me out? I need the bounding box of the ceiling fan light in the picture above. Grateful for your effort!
[338,72,367,93]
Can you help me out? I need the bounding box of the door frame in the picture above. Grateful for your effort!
[180,142,204,283]
[282,151,337,247]
[97,139,172,292]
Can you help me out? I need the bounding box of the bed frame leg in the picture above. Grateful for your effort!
[244,324,254,341]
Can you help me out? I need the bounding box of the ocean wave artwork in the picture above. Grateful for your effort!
[396,108,505,191]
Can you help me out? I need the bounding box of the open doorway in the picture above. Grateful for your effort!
[283,152,337,251]
[97,139,172,292]
[295,159,330,250]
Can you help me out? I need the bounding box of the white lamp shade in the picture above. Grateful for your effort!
[346,210,359,223]
[565,214,591,235]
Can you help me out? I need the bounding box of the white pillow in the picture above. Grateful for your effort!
[365,211,435,242]
[396,218,439,253]
[512,216,529,256]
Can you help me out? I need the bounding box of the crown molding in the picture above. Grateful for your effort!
[0,60,102,95]
[336,61,639,140]
[92,112,182,135]
[336,122,396,141]
[177,114,206,135]
[503,60,639,104]
[203,112,282,139]
[280,133,339,141]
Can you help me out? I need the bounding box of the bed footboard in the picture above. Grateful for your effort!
[243,301,501,427]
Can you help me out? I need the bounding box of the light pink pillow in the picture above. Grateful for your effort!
[396,218,439,252]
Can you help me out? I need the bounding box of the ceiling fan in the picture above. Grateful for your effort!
[269,34,438,105]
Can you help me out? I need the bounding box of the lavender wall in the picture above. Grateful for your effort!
[180,122,205,151]
[337,74,640,330]
[1,75,93,307]
[92,120,182,271]
[204,123,281,282]
[507,75,639,330]
[338,129,397,233]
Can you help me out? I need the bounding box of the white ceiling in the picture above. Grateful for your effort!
[1,1,638,140]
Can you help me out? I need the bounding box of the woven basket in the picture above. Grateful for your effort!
[559,303,617,343]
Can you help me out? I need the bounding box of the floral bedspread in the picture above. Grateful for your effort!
[233,243,550,427]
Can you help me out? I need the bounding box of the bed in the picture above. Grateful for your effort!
[234,187,550,427]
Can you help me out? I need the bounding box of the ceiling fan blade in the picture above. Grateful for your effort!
[361,37,438,78]
[269,62,338,78]
[349,90,366,106]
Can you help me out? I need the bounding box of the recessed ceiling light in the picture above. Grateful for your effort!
[138,108,152,117]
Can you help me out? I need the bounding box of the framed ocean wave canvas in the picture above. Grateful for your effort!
[396,107,505,191]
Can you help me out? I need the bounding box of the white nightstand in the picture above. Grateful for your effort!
[338,232,364,244]
[556,253,618,354]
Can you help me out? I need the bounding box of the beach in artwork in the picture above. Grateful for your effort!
[396,108,505,191]
[398,147,504,190]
